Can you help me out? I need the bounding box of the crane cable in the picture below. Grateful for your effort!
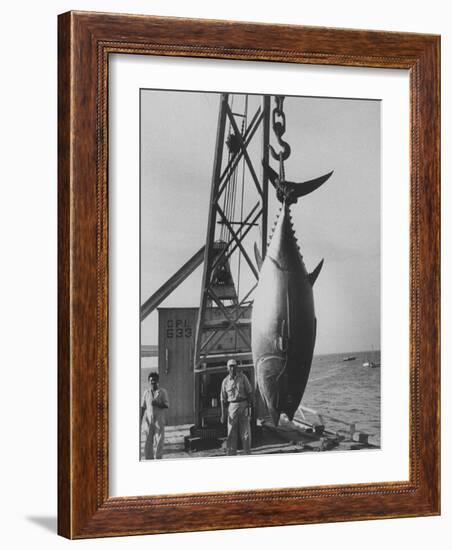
[221,95,234,242]
[236,94,248,303]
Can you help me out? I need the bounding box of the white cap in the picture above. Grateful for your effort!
[227,359,238,367]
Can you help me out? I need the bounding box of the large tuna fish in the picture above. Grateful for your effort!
[252,166,333,426]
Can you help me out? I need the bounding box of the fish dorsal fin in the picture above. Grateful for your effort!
[254,242,263,271]
[308,259,324,286]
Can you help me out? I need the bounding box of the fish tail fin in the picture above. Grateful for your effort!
[264,160,333,204]
[293,171,334,199]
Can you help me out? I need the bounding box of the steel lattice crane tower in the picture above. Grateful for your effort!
[140,92,271,430]
[193,93,270,426]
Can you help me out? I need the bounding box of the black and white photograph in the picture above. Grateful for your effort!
[140,90,381,460]
[2,0,446,546]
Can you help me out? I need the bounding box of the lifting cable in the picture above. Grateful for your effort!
[221,95,234,242]
[236,94,248,302]
[234,95,248,348]
[219,95,251,312]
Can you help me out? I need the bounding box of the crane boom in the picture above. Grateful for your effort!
[140,246,205,320]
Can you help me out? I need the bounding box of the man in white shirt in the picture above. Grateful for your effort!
[140,372,169,459]
[220,359,253,456]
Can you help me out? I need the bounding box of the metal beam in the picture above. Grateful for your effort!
[261,95,271,258]
[216,108,263,202]
[215,205,259,280]
[212,207,263,273]
[225,102,263,197]
[218,106,261,187]
[200,289,252,352]
[210,202,260,274]
[194,352,253,371]
[194,93,229,364]
[194,361,253,374]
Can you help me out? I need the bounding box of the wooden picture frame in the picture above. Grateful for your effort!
[58,11,440,538]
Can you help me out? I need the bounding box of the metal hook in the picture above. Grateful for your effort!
[269,140,291,162]
[269,95,291,161]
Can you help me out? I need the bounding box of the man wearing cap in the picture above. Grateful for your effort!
[220,359,253,456]
[140,372,169,459]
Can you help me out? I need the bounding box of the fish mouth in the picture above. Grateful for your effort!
[256,354,301,425]
[256,354,286,426]
[282,397,298,422]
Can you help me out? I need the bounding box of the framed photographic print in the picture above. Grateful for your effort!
[58,11,440,538]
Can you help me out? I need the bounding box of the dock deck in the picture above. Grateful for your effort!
[141,415,379,460]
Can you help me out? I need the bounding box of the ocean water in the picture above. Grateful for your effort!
[300,350,381,445]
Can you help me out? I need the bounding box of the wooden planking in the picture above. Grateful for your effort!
[58,11,440,539]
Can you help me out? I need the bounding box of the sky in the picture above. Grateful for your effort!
[140,89,380,355]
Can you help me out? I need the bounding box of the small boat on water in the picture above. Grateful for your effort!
[363,347,380,368]
[363,360,380,368]
[342,356,356,362]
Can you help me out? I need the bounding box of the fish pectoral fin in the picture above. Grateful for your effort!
[291,170,334,199]
[308,258,324,286]
[276,318,289,352]
[254,242,263,271]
